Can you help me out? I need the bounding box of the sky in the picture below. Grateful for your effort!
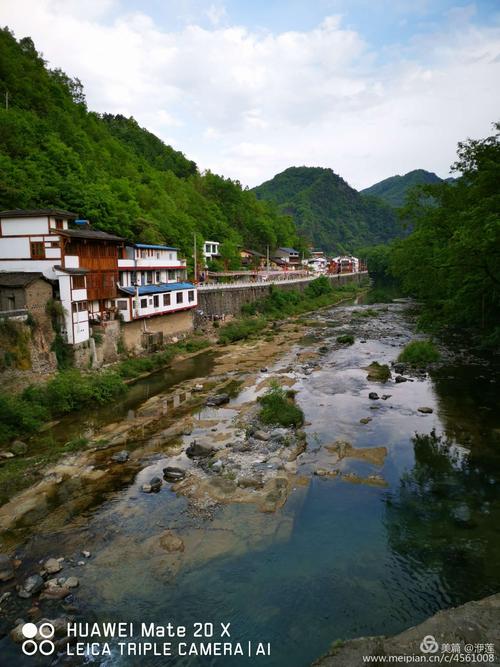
[2,0,500,189]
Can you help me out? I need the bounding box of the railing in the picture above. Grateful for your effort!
[0,308,28,320]
[197,271,367,291]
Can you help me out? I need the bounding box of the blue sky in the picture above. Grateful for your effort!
[3,0,500,188]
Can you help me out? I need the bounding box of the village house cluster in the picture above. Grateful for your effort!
[0,209,365,356]
[0,209,197,349]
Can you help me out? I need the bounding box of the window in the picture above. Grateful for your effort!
[146,271,153,284]
[72,275,85,290]
[188,290,195,302]
[140,298,148,309]
[176,292,183,304]
[49,241,60,248]
[153,295,159,308]
[30,242,45,259]
[155,271,161,283]
[55,219,64,230]
[72,301,87,314]
[131,271,137,285]
[117,300,128,311]
[8,296,15,310]
[163,293,171,307]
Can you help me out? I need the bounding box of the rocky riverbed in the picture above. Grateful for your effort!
[0,297,499,666]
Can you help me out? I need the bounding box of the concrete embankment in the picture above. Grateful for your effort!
[313,594,500,666]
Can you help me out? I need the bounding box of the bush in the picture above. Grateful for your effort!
[41,369,126,413]
[397,340,440,365]
[51,333,74,369]
[0,393,49,444]
[258,381,304,428]
[304,275,332,298]
[336,334,355,345]
[217,317,267,344]
[116,349,175,379]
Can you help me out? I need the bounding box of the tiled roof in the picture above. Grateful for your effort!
[0,209,77,219]
[133,243,178,251]
[53,266,89,275]
[58,229,125,242]
[0,272,49,287]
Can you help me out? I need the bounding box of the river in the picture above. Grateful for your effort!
[1,296,499,666]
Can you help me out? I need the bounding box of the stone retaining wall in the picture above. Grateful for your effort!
[197,272,366,319]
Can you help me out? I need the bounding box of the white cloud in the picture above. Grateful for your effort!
[205,3,227,26]
[2,0,500,188]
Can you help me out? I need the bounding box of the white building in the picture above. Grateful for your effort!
[307,257,327,273]
[116,243,197,321]
[203,240,220,264]
[0,208,93,344]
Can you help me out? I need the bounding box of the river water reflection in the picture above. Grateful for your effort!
[2,300,499,667]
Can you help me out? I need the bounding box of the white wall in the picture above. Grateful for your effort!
[0,258,59,279]
[1,217,49,235]
[119,288,197,322]
[57,274,74,344]
[0,237,30,258]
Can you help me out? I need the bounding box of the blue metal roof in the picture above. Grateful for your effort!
[119,282,195,296]
[133,243,178,251]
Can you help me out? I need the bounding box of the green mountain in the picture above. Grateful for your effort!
[253,166,402,253]
[0,28,298,260]
[360,169,444,207]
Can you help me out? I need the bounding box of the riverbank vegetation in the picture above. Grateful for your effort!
[360,123,500,348]
[0,370,127,445]
[244,277,361,317]
[216,278,365,344]
[0,336,211,445]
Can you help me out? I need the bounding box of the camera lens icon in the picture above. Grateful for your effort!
[22,622,55,656]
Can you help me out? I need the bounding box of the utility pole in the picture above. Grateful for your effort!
[193,233,197,283]
[266,245,270,274]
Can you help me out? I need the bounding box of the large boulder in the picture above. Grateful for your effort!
[0,554,14,582]
[111,450,129,463]
[18,574,44,598]
[163,467,186,482]
[159,530,185,553]
[142,477,162,493]
[44,558,62,575]
[186,441,214,459]
[11,440,28,455]
[205,394,230,407]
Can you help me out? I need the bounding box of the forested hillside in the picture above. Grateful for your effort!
[362,125,500,347]
[0,28,299,260]
[253,166,402,253]
[360,169,444,207]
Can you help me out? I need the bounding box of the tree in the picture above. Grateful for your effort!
[391,123,500,345]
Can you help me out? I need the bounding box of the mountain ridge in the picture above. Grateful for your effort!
[253,166,402,253]
[360,169,445,207]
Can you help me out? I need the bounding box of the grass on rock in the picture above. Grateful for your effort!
[258,381,304,428]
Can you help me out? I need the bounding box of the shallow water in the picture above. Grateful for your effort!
[1,301,499,667]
